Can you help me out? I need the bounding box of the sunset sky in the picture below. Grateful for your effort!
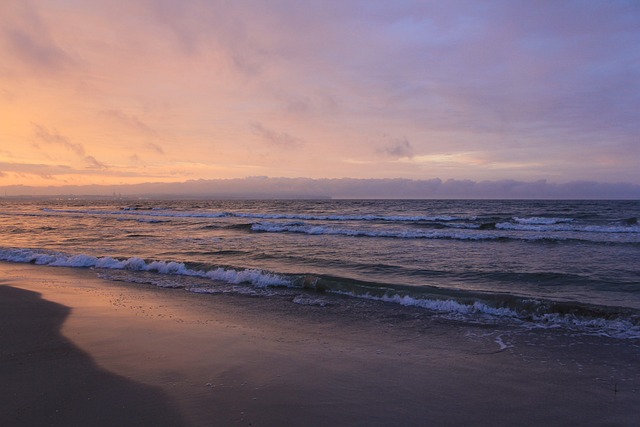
[1,0,639,189]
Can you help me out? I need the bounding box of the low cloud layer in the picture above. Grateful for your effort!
[2,177,638,200]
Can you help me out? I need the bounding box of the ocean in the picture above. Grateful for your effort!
[1,198,639,339]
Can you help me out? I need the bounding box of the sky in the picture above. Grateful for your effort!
[1,0,639,195]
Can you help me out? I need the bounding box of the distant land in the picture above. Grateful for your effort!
[1,177,639,200]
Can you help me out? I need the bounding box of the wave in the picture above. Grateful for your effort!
[29,208,640,238]
[354,292,640,339]
[513,216,574,225]
[496,222,640,233]
[1,246,638,339]
[40,208,469,223]
[298,275,640,339]
[0,247,290,288]
[250,222,640,244]
[43,208,230,219]
[251,222,502,240]
[135,218,171,224]
[233,212,466,222]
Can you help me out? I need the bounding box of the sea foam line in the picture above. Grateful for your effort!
[1,247,638,339]
[251,222,501,240]
[0,247,291,288]
[497,222,640,233]
[351,292,521,317]
[339,292,640,339]
[250,222,605,242]
[513,216,574,225]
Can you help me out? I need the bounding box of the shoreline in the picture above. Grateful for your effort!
[1,262,638,426]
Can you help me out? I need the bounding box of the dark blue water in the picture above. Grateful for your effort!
[1,199,639,337]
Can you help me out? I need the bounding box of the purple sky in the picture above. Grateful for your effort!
[1,0,638,194]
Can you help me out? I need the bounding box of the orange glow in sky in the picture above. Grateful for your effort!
[1,1,638,189]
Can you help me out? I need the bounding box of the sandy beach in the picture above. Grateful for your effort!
[1,261,638,426]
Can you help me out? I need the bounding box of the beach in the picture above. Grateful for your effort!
[1,262,638,426]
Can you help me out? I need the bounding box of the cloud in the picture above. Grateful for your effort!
[4,28,74,73]
[102,109,158,136]
[98,109,166,160]
[1,89,15,102]
[141,0,272,77]
[0,161,157,179]
[2,176,638,199]
[84,155,108,170]
[379,135,413,158]
[32,124,109,169]
[250,122,303,148]
[280,92,342,119]
[33,124,84,156]
[0,2,77,76]
[145,142,165,155]
[0,161,73,178]
[1,1,637,186]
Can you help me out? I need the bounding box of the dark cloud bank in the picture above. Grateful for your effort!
[2,177,639,199]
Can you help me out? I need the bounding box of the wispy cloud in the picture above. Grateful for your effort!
[250,122,303,148]
[0,161,155,179]
[84,156,108,170]
[0,2,77,76]
[102,109,158,136]
[0,161,73,178]
[4,28,74,73]
[144,142,165,155]
[32,124,108,169]
[33,124,84,156]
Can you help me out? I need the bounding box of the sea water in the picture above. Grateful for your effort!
[1,199,638,338]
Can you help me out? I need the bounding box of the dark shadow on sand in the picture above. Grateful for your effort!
[0,285,186,427]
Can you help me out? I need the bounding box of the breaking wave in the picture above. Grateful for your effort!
[250,221,640,243]
[251,222,503,240]
[1,246,638,339]
[0,247,290,288]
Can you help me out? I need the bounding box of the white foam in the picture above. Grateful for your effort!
[252,221,638,241]
[529,312,640,339]
[0,247,292,289]
[204,267,290,287]
[494,334,512,350]
[332,290,640,339]
[497,222,640,234]
[187,285,264,296]
[292,295,329,307]
[337,291,520,318]
[251,222,498,240]
[2,247,637,339]
[513,217,574,225]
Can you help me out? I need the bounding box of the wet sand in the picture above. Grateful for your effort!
[1,262,638,426]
